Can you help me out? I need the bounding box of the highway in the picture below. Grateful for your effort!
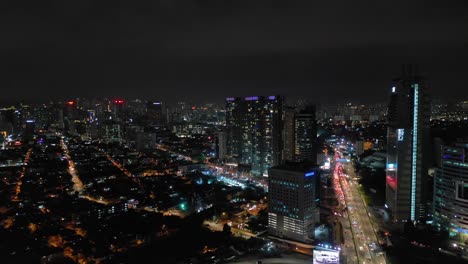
[334,150,387,264]
[344,162,387,264]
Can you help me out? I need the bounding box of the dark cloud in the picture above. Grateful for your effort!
[0,0,467,103]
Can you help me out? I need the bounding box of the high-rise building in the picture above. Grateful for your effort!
[226,96,283,176]
[386,65,431,222]
[282,107,295,162]
[22,120,35,142]
[147,101,164,126]
[102,121,123,143]
[433,143,468,243]
[111,99,125,121]
[294,106,317,163]
[268,163,320,242]
[215,130,227,161]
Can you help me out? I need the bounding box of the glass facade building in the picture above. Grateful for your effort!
[386,66,431,222]
[225,96,283,176]
[268,164,319,242]
[434,143,468,243]
[294,106,317,163]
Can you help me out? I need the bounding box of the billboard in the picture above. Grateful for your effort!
[313,249,340,264]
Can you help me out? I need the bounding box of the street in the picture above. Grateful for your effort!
[333,148,387,264]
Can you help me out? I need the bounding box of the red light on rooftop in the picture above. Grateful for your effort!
[114,99,125,105]
[191,106,196,110]
[66,101,75,106]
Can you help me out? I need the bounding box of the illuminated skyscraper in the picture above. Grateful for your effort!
[111,99,125,121]
[226,96,283,176]
[282,107,295,162]
[386,65,431,222]
[433,143,468,242]
[146,101,164,126]
[268,163,320,242]
[294,106,317,163]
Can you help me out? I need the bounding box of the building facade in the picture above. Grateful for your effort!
[268,164,320,242]
[215,130,227,161]
[282,107,295,162]
[294,106,317,163]
[434,143,468,243]
[225,96,283,176]
[386,66,431,222]
[147,101,164,126]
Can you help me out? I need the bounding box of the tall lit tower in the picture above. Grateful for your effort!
[386,65,431,222]
[146,101,164,126]
[112,99,125,121]
[282,107,295,162]
[294,106,317,163]
[226,96,283,176]
[268,163,320,242]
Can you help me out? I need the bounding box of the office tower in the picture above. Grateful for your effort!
[147,101,164,126]
[52,104,65,130]
[215,130,227,161]
[268,163,320,242]
[127,99,146,116]
[31,105,54,130]
[294,106,317,163]
[22,120,35,142]
[102,121,123,143]
[386,65,431,222]
[433,143,468,242]
[111,99,125,121]
[282,107,295,162]
[226,95,283,176]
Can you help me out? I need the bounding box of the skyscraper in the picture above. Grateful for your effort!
[282,107,295,162]
[294,106,317,163]
[215,130,227,161]
[268,163,320,242]
[111,99,125,121]
[226,96,283,176]
[146,101,164,126]
[386,65,431,222]
[433,143,468,243]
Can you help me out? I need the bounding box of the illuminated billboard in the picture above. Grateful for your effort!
[313,249,340,264]
[397,128,404,141]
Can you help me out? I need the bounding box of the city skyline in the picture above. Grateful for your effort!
[2,1,468,263]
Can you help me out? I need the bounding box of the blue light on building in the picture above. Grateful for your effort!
[410,83,419,221]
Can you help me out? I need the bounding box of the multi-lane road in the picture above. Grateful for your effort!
[333,150,387,264]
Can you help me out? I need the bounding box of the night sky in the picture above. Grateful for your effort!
[1,0,467,104]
